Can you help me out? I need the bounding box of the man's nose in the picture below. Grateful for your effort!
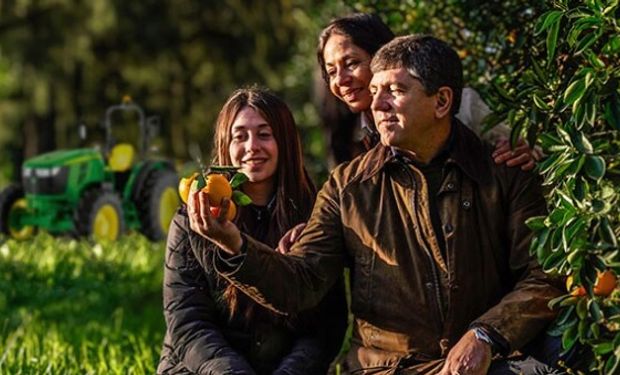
[371,91,390,112]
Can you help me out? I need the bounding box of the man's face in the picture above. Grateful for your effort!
[369,67,437,151]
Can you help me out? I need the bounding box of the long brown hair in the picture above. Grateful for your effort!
[212,86,316,319]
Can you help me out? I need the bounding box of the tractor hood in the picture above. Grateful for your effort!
[23,148,102,168]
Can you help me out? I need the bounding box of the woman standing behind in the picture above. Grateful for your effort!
[316,13,536,169]
[158,87,347,375]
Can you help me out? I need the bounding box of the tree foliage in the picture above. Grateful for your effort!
[349,0,619,372]
[0,0,346,184]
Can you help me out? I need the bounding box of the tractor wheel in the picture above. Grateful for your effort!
[135,168,179,241]
[0,184,35,240]
[74,188,125,241]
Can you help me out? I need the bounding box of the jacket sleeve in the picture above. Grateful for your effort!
[163,211,256,375]
[211,172,348,316]
[472,170,564,352]
[273,275,349,375]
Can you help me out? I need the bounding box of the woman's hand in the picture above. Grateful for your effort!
[492,138,540,171]
[277,223,307,254]
[187,188,243,255]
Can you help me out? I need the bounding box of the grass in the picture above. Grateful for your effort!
[0,233,165,374]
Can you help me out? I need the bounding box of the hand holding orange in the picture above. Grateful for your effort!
[178,169,250,222]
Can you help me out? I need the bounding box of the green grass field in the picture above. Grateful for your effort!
[0,233,165,374]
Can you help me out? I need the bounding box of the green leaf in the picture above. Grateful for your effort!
[546,16,561,64]
[599,218,618,247]
[605,96,620,131]
[574,30,602,55]
[576,296,588,319]
[603,35,620,54]
[229,172,249,189]
[535,10,563,35]
[532,93,551,111]
[593,342,614,355]
[232,190,253,206]
[564,217,587,249]
[574,132,594,154]
[530,58,547,84]
[584,155,606,180]
[548,295,569,310]
[589,299,604,322]
[573,177,588,201]
[563,79,587,106]
[526,216,546,230]
[562,322,579,350]
[605,354,620,375]
[509,115,526,149]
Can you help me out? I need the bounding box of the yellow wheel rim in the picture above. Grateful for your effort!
[159,187,179,233]
[8,198,34,240]
[93,204,120,241]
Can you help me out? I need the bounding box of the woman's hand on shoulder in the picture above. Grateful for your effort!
[187,189,243,255]
[277,222,307,254]
[492,137,541,171]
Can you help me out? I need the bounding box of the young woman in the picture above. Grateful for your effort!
[316,13,537,169]
[158,87,347,375]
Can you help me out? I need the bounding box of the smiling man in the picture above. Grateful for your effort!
[188,35,564,375]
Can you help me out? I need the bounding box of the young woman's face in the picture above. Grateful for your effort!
[228,107,279,187]
[323,34,373,113]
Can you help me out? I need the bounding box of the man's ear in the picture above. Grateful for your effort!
[435,87,453,119]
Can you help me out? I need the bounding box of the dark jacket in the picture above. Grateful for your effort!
[157,206,347,375]
[217,121,563,374]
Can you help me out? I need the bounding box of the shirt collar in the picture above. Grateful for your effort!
[360,118,491,186]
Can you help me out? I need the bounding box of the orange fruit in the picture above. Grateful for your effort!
[566,270,617,297]
[178,172,199,204]
[202,174,232,206]
[209,201,237,221]
[594,270,617,296]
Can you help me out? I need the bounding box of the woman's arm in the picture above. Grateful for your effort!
[162,211,256,375]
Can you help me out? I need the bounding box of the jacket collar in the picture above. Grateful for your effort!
[360,118,492,186]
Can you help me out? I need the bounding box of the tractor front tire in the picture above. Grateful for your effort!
[0,184,35,240]
[75,188,125,241]
[135,168,179,241]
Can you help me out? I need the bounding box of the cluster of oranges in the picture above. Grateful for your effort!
[178,172,236,221]
[567,269,618,297]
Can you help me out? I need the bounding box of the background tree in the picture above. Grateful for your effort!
[0,0,350,185]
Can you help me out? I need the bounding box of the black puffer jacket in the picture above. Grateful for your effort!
[158,206,347,375]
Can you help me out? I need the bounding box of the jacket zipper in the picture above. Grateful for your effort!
[401,161,445,325]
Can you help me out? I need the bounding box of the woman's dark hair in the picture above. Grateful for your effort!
[212,86,316,319]
[317,13,395,82]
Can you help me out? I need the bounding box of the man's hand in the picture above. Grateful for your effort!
[277,223,307,254]
[187,188,243,255]
[492,138,539,171]
[438,330,492,375]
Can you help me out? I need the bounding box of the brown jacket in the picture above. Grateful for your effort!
[218,121,562,374]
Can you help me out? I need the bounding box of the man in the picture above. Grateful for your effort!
[188,35,563,374]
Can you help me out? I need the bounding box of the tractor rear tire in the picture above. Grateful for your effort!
[0,184,35,239]
[135,168,179,241]
[74,188,125,241]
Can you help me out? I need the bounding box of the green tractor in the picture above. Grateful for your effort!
[0,99,180,241]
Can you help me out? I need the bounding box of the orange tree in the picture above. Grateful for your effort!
[345,0,619,372]
[494,2,620,373]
